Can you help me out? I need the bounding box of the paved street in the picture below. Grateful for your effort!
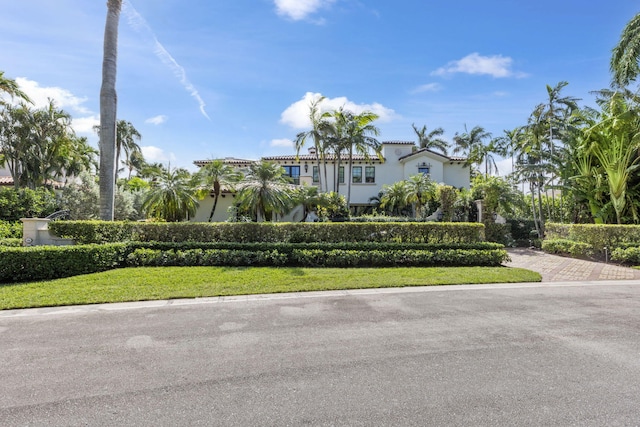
[2,281,640,426]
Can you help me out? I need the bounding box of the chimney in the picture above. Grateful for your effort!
[308,147,317,155]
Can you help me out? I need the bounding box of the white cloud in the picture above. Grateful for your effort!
[145,115,168,125]
[432,53,526,78]
[15,77,91,114]
[280,92,397,130]
[410,83,443,94]
[274,0,335,21]
[271,138,294,148]
[72,115,100,135]
[141,145,175,163]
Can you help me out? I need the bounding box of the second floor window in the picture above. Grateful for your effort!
[352,166,362,183]
[282,165,300,185]
[365,166,375,183]
[418,166,430,175]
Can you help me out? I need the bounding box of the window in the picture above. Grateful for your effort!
[312,166,319,183]
[338,166,345,184]
[282,165,300,185]
[418,166,430,175]
[365,166,375,183]
[352,166,362,183]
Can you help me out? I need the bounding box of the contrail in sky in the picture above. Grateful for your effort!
[122,0,210,120]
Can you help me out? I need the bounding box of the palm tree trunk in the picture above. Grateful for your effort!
[98,0,122,221]
[346,147,353,212]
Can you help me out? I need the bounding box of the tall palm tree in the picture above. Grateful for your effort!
[453,124,492,175]
[611,13,640,87]
[331,108,381,211]
[0,71,31,103]
[142,166,199,222]
[412,123,448,155]
[99,0,122,220]
[236,161,295,222]
[295,96,331,193]
[196,159,242,222]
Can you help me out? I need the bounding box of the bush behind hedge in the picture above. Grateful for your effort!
[545,223,640,252]
[541,238,594,258]
[50,221,486,244]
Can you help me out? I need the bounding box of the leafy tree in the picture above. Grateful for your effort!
[0,187,58,221]
[412,123,448,155]
[436,184,458,222]
[142,167,199,222]
[236,161,294,222]
[99,0,122,220]
[196,159,242,222]
[0,101,94,189]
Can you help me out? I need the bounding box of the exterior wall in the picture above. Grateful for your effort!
[443,162,471,189]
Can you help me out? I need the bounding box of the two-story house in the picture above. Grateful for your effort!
[192,141,469,222]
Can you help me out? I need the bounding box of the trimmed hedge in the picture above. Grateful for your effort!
[541,238,594,258]
[545,223,640,252]
[0,241,508,283]
[50,221,486,244]
[125,247,509,268]
[0,244,127,283]
[611,246,640,265]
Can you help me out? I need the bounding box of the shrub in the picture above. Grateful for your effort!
[49,221,487,245]
[542,238,594,258]
[0,244,127,283]
[0,220,22,239]
[0,187,58,221]
[545,223,640,252]
[611,246,640,265]
[0,238,22,247]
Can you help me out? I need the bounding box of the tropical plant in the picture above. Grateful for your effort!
[453,124,492,175]
[196,159,242,222]
[405,173,437,218]
[99,0,122,220]
[412,123,448,155]
[236,161,295,222]
[295,95,332,192]
[0,71,31,103]
[142,167,199,222]
[380,181,410,216]
[611,13,640,87]
[330,108,381,210]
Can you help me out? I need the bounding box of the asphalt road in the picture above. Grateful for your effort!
[2,282,640,426]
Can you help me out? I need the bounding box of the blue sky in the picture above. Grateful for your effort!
[1,0,637,173]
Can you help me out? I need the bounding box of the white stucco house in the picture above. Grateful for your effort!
[192,141,469,222]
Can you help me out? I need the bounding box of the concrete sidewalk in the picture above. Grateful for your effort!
[504,248,640,282]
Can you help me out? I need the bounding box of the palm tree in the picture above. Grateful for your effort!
[0,71,31,103]
[331,108,381,211]
[99,0,122,220]
[94,120,142,181]
[123,149,145,179]
[196,159,242,222]
[236,161,295,222]
[611,13,640,87]
[295,96,331,193]
[453,125,492,175]
[142,166,199,222]
[405,173,436,218]
[412,123,448,155]
[380,181,410,216]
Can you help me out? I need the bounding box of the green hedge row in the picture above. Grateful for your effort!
[49,221,486,244]
[0,244,127,283]
[126,247,508,268]
[0,241,507,283]
[545,223,640,252]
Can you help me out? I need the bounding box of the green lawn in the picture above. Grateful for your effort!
[0,266,541,310]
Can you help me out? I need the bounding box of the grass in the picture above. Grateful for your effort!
[0,266,541,310]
